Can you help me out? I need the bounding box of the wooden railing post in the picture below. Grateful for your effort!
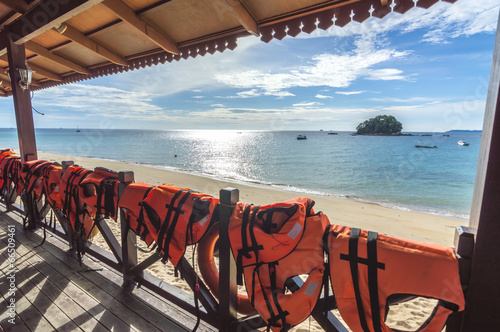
[119,171,136,286]
[218,187,239,331]
[446,226,475,331]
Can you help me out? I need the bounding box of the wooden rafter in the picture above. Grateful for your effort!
[0,0,29,13]
[26,63,63,82]
[223,0,259,36]
[55,23,128,66]
[25,41,89,75]
[102,0,179,55]
[0,53,62,82]
[0,71,39,87]
[0,0,105,49]
[0,74,12,89]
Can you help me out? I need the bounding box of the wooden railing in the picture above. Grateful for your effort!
[0,161,474,332]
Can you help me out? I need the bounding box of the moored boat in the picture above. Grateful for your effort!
[458,140,469,146]
[297,135,307,140]
[415,144,437,148]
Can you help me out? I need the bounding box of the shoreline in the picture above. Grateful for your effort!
[38,150,470,221]
[39,151,467,246]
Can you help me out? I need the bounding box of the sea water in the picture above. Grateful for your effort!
[0,128,481,219]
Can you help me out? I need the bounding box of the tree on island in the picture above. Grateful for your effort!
[356,115,403,135]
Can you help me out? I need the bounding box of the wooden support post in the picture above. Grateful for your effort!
[7,38,37,163]
[218,187,239,332]
[119,171,136,286]
[462,11,500,331]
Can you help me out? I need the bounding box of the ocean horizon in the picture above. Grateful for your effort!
[1,128,481,220]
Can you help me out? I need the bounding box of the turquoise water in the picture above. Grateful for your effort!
[0,129,481,219]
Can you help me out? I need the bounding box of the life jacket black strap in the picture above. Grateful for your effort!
[161,190,192,264]
[237,205,254,285]
[343,228,370,332]
[104,180,117,217]
[156,189,184,252]
[136,186,154,239]
[268,262,290,330]
[367,231,383,332]
[340,229,386,332]
[255,266,279,329]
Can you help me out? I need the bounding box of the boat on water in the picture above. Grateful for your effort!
[297,135,307,140]
[458,140,469,146]
[327,132,338,135]
[76,126,81,132]
[415,144,437,148]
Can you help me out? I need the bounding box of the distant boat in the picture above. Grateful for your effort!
[297,135,307,140]
[420,134,432,136]
[415,144,437,148]
[76,126,81,132]
[458,140,469,146]
[327,132,338,135]
[443,134,450,137]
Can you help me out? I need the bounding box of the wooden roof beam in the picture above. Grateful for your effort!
[55,23,127,66]
[102,0,179,55]
[0,54,62,82]
[27,63,63,81]
[25,41,89,75]
[0,0,30,13]
[0,75,12,89]
[0,72,40,87]
[223,0,259,36]
[0,0,104,50]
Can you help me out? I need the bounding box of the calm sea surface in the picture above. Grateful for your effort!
[0,129,481,219]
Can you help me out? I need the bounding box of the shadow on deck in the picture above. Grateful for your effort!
[0,211,215,332]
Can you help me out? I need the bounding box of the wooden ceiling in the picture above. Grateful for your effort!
[0,0,455,96]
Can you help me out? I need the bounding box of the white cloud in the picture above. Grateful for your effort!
[33,84,164,120]
[365,68,405,81]
[336,91,366,95]
[216,37,408,95]
[316,94,334,99]
[370,96,441,103]
[293,101,322,107]
[192,96,204,99]
[236,89,261,98]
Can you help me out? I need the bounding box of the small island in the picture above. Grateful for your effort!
[354,115,408,136]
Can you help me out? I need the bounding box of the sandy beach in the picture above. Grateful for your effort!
[37,152,467,331]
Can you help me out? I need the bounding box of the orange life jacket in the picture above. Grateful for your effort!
[60,165,96,238]
[328,225,465,332]
[19,160,54,198]
[40,163,63,210]
[142,184,218,267]
[228,197,330,331]
[0,155,21,199]
[117,182,155,246]
[79,167,120,220]
[0,150,14,192]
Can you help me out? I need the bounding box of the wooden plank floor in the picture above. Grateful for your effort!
[0,210,217,332]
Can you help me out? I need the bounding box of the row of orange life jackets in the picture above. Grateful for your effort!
[0,151,465,332]
[0,151,220,268]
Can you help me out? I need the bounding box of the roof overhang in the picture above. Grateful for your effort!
[0,0,456,95]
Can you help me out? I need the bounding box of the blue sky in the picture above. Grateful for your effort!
[1,0,499,132]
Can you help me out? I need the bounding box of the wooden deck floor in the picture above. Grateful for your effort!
[0,210,216,332]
